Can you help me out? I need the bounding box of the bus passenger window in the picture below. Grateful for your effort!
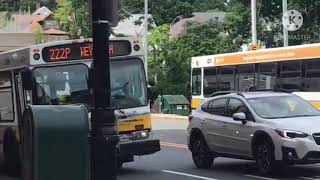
[258,63,277,90]
[218,66,235,92]
[203,68,217,97]
[278,60,302,91]
[0,71,14,121]
[303,59,320,92]
[192,68,201,96]
[237,64,256,91]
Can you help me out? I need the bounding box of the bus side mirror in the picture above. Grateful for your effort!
[21,70,33,90]
[147,86,158,102]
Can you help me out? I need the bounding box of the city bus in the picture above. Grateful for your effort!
[0,37,160,175]
[191,43,320,109]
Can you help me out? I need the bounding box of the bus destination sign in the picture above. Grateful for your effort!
[42,40,132,62]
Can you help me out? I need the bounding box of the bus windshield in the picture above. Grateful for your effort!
[33,59,147,109]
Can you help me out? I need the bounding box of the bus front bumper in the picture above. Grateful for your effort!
[119,138,161,157]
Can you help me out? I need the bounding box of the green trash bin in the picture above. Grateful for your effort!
[21,105,90,180]
[161,95,190,116]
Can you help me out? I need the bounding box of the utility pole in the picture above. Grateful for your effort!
[91,1,119,180]
[251,0,257,45]
[283,0,289,46]
[144,0,148,76]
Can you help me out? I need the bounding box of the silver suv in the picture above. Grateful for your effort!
[187,91,320,175]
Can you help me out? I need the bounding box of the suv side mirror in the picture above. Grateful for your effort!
[233,112,247,124]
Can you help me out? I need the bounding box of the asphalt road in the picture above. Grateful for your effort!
[1,118,320,180]
[118,129,320,180]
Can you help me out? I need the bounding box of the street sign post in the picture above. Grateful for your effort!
[90,1,119,180]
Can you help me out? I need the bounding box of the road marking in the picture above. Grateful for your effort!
[160,142,188,149]
[300,177,320,180]
[163,170,219,180]
[245,174,279,180]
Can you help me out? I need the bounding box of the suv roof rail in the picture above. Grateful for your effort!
[250,88,292,93]
[209,91,244,97]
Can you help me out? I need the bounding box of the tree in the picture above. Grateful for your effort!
[226,0,320,48]
[149,21,239,96]
[55,0,90,39]
[35,26,45,44]
[120,0,194,25]
[192,0,227,12]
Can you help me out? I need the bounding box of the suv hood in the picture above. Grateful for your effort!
[270,116,320,134]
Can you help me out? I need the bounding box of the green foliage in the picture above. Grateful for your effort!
[149,22,238,96]
[192,0,227,12]
[0,0,57,12]
[226,0,320,48]
[55,0,91,39]
[35,26,45,44]
[121,0,194,25]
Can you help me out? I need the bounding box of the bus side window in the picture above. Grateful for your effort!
[257,63,277,90]
[303,59,320,92]
[218,66,235,91]
[203,68,217,97]
[278,60,302,91]
[237,64,255,92]
[0,71,14,122]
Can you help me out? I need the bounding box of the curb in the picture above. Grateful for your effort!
[151,114,188,121]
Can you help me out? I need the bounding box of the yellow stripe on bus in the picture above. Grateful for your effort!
[117,114,152,132]
[191,99,203,109]
[310,101,320,109]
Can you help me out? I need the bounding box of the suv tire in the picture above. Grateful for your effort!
[255,141,279,175]
[190,133,214,169]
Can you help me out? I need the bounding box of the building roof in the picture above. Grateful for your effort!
[170,12,226,37]
[12,14,51,23]
[33,6,53,15]
[113,14,156,36]
[45,28,68,35]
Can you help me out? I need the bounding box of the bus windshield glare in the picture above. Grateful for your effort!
[32,59,147,109]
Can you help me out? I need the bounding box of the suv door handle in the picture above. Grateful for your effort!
[221,123,228,128]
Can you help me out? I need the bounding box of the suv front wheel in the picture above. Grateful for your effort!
[190,133,214,169]
[255,141,279,175]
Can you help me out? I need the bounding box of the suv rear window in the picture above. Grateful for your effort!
[206,98,227,116]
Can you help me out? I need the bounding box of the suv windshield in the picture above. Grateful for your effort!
[248,95,320,119]
[33,59,147,109]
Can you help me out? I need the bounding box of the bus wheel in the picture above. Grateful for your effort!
[3,128,21,177]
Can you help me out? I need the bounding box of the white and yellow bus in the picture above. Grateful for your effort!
[0,37,160,175]
[191,43,320,109]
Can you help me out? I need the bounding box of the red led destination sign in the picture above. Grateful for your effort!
[42,41,132,62]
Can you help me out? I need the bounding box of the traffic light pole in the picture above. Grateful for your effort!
[91,1,119,180]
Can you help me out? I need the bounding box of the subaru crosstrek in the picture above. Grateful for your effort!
[187,91,320,175]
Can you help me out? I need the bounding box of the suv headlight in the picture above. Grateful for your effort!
[275,129,308,138]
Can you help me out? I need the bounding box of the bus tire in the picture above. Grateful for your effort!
[3,128,21,177]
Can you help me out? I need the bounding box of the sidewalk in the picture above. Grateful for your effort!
[151,114,188,130]
[151,113,188,121]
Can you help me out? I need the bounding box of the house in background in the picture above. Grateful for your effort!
[169,12,226,37]
[10,6,68,41]
[0,6,68,51]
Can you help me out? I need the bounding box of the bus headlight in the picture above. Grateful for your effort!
[132,130,150,139]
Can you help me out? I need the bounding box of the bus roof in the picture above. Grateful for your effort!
[0,37,143,71]
[192,43,320,68]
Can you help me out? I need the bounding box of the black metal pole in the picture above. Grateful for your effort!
[91,0,118,180]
